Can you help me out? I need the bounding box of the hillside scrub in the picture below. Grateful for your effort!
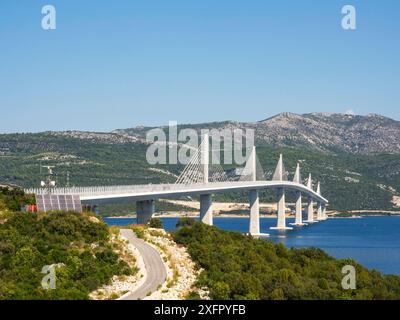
[0,187,35,211]
[0,209,133,300]
[173,220,400,300]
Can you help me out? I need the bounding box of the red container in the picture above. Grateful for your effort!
[27,204,37,213]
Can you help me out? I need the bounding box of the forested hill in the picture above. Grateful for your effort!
[0,188,133,300]
[0,113,399,211]
[173,220,400,300]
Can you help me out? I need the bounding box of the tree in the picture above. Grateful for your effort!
[172,221,400,300]
[149,218,163,229]
[176,217,196,229]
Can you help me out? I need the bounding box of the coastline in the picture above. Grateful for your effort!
[104,210,400,220]
[103,199,400,220]
[348,210,400,214]
[104,213,285,219]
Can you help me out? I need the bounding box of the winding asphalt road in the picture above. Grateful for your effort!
[119,229,167,300]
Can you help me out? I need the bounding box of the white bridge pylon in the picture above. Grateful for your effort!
[173,133,328,234]
[25,134,329,236]
[175,134,265,185]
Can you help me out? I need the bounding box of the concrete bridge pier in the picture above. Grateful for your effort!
[322,205,326,220]
[291,191,306,226]
[317,201,323,220]
[200,194,213,225]
[304,196,317,224]
[249,189,260,235]
[271,188,292,230]
[136,199,155,224]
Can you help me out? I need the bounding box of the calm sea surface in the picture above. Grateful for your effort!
[104,216,400,275]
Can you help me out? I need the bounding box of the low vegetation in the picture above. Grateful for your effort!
[173,219,400,300]
[0,189,133,300]
[0,187,35,211]
[149,217,164,229]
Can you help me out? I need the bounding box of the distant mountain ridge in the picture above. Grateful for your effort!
[114,112,400,155]
[4,112,399,155]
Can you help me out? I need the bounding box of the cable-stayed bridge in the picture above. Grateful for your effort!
[25,134,329,236]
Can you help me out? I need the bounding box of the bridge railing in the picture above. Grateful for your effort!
[24,183,212,197]
[24,181,327,203]
[24,181,262,197]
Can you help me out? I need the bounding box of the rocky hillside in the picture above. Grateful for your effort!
[6,112,397,155]
[255,112,400,154]
[115,112,400,155]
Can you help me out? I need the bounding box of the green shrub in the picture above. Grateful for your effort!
[0,187,35,211]
[173,222,400,300]
[0,211,130,300]
[176,217,196,229]
[149,218,163,229]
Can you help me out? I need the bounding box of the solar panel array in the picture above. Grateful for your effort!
[36,194,82,213]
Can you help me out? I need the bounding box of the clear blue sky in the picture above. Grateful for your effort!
[0,0,399,133]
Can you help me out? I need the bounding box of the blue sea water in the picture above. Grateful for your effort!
[104,216,400,275]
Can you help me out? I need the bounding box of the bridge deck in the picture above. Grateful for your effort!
[25,181,328,204]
